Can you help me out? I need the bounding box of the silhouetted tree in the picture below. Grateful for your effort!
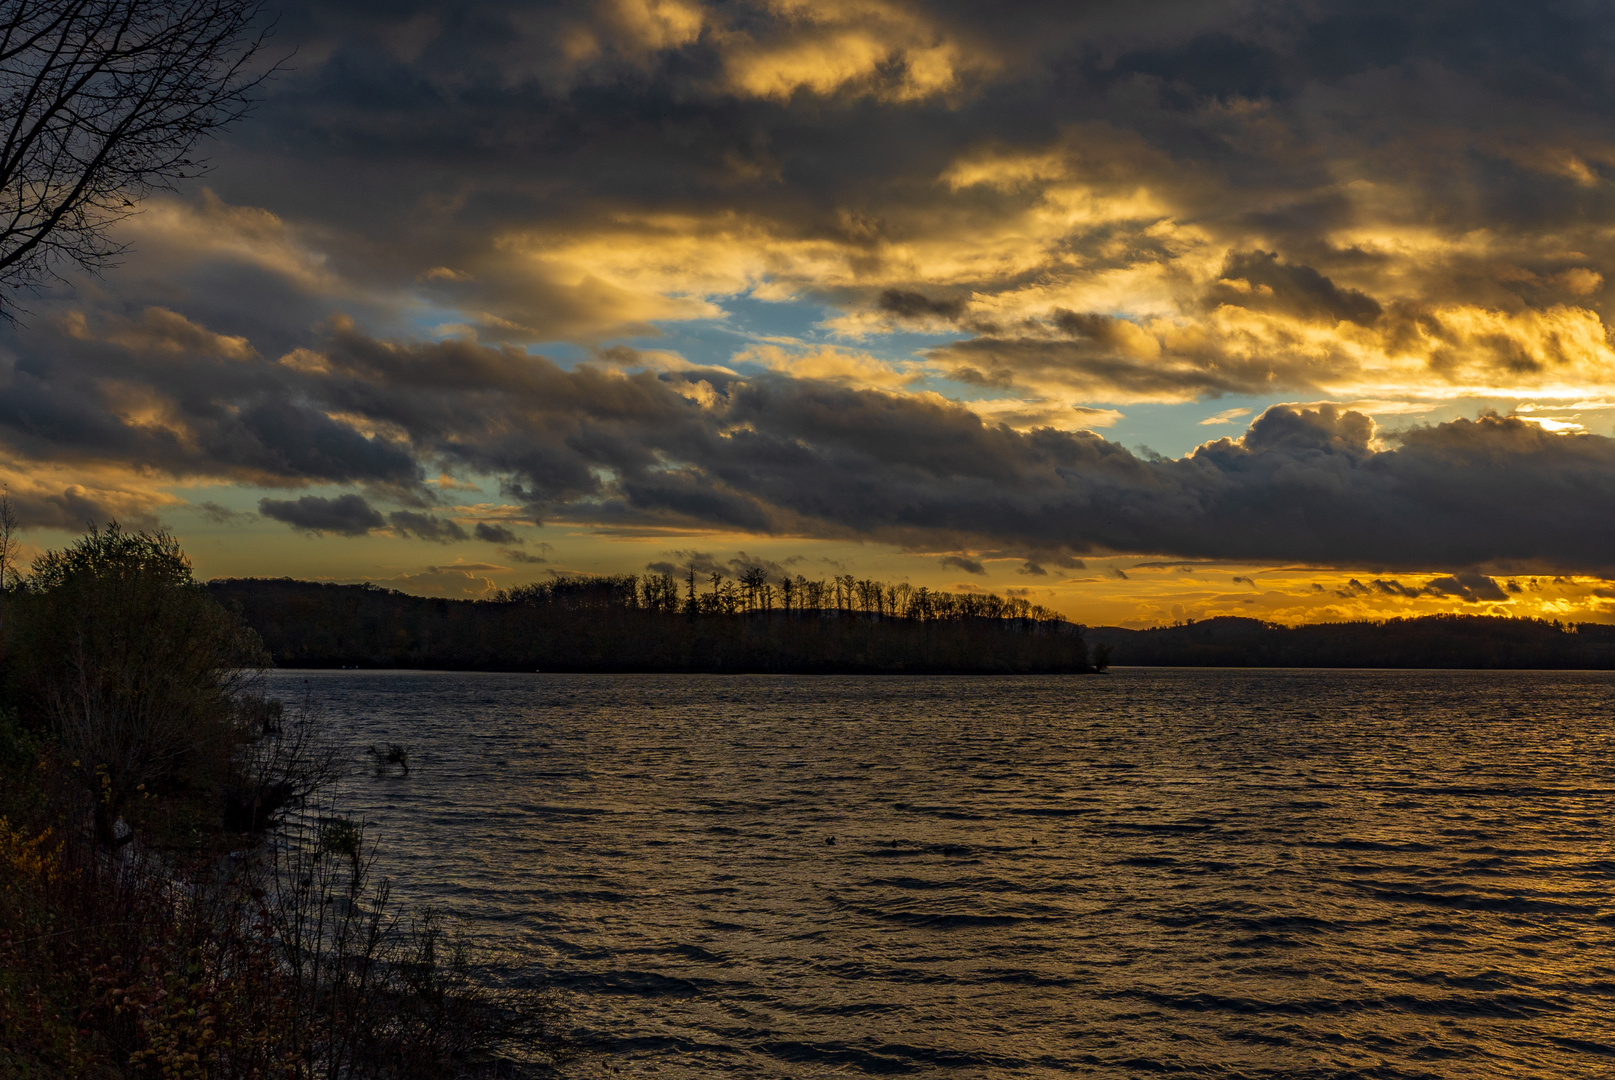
[0,492,17,648]
[740,566,767,611]
[0,491,17,591]
[209,574,1090,675]
[13,524,268,845]
[0,0,271,310]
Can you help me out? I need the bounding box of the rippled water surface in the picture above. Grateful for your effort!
[263,669,1615,1078]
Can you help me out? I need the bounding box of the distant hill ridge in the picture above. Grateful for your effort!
[1086,614,1615,669]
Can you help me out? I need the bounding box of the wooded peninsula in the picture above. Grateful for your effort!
[1087,614,1615,668]
[207,575,1094,674]
[209,576,1615,673]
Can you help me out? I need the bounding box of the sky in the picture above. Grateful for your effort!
[6,0,1615,627]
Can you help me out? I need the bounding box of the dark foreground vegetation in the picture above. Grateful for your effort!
[1088,614,1615,668]
[208,575,1094,673]
[0,521,574,1077]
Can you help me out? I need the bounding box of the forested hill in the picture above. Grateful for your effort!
[1086,615,1615,668]
[206,577,1091,674]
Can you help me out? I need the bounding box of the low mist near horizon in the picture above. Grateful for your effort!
[8,0,1615,628]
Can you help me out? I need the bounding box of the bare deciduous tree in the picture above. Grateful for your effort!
[0,0,268,310]
[0,490,18,590]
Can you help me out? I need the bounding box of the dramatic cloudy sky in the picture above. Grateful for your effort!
[7,0,1615,625]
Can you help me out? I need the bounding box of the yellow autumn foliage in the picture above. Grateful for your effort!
[0,816,62,884]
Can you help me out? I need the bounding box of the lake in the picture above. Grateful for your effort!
[262,668,1615,1078]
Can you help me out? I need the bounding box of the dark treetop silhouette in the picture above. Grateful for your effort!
[209,573,1094,674]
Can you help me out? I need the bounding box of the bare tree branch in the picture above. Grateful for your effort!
[0,0,269,314]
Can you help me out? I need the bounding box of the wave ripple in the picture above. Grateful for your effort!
[267,668,1615,1078]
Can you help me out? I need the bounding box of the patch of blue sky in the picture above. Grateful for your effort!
[522,340,590,366]
[607,292,969,370]
[1102,394,1573,460]
[1099,397,1281,458]
[404,301,470,338]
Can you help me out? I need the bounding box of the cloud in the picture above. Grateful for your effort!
[1070,406,1124,429]
[877,288,966,322]
[1204,251,1382,328]
[24,302,1615,573]
[0,469,175,532]
[388,510,470,543]
[940,554,987,575]
[474,521,522,544]
[1336,571,1508,603]
[16,0,1615,593]
[259,494,386,536]
[1201,407,1252,426]
[383,567,499,597]
[29,0,1615,420]
[194,500,250,524]
[1423,571,1509,603]
[646,548,799,581]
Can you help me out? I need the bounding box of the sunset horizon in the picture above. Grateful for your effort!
[6,0,1615,630]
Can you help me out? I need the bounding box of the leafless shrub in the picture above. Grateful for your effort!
[225,694,346,833]
[263,811,579,1078]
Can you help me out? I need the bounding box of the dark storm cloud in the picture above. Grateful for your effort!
[14,0,1615,576]
[941,554,987,575]
[7,0,1604,417]
[258,493,386,536]
[624,380,1615,573]
[230,402,424,485]
[170,0,1615,375]
[16,311,1615,572]
[0,314,424,490]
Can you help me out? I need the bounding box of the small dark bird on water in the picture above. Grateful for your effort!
[826,836,836,845]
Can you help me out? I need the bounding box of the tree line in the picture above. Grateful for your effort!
[1086,614,1615,668]
[496,568,1068,624]
[210,575,1094,674]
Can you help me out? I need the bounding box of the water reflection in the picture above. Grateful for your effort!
[265,669,1615,1078]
